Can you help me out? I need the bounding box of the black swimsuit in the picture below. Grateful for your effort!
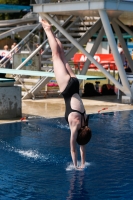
[61,77,85,123]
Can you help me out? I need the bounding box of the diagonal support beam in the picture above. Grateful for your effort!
[99,10,132,97]
[114,18,133,37]
[42,13,127,95]
[112,19,133,72]
[65,18,102,62]
[81,26,105,76]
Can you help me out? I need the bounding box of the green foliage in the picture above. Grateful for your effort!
[0,0,19,4]
[0,14,4,20]
[18,0,31,5]
[0,0,31,5]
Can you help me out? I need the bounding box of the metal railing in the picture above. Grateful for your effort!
[0,23,41,68]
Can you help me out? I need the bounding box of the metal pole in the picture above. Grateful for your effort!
[42,13,128,95]
[112,20,133,72]
[38,30,40,44]
[99,10,132,97]
[43,31,46,46]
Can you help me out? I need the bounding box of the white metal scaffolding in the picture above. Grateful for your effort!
[41,12,133,98]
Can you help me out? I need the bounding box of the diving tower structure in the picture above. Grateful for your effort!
[31,0,133,99]
[0,12,39,40]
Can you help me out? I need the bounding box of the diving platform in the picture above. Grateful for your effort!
[0,68,106,80]
[32,0,133,26]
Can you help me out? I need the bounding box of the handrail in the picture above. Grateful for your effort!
[15,15,73,70]
[0,23,41,67]
[0,33,36,68]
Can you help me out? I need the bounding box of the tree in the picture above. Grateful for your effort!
[18,0,31,5]
[0,0,19,4]
[0,0,31,5]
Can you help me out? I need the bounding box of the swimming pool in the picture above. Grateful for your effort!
[0,110,133,200]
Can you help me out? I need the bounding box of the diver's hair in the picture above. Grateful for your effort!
[76,126,92,145]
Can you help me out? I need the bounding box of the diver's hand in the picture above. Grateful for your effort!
[75,166,84,170]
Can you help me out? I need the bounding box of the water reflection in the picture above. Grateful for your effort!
[67,170,90,200]
[0,122,22,139]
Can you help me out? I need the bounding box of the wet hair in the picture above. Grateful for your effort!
[76,126,92,145]
[76,115,92,145]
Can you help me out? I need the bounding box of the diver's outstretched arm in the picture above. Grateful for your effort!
[80,145,86,168]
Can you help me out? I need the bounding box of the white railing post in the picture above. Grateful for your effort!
[99,10,132,97]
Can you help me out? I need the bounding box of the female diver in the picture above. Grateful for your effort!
[41,19,92,169]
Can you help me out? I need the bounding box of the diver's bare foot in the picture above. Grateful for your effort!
[41,19,51,31]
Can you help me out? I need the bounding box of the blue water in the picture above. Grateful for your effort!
[0,110,133,200]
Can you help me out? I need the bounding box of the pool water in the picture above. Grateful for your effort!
[0,110,133,200]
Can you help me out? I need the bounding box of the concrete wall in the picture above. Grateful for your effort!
[13,53,41,71]
[86,41,109,54]
[0,86,22,119]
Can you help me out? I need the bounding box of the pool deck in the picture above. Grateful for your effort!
[0,95,133,124]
